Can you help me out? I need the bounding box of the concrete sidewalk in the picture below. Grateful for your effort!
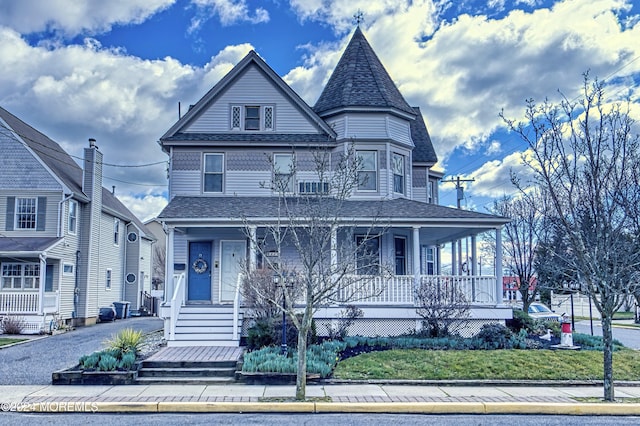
[3,383,640,415]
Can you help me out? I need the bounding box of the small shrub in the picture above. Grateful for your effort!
[105,328,143,355]
[79,353,100,370]
[476,323,514,349]
[1,316,26,334]
[98,354,118,371]
[325,305,363,341]
[573,333,624,351]
[118,352,137,370]
[245,316,316,351]
[506,309,535,333]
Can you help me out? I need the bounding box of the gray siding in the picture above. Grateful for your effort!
[124,225,141,306]
[0,128,63,190]
[96,211,124,311]
[184,65,318,134]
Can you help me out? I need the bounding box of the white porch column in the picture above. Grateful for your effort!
[412,227,420,285]
[38,253,46,314]
[495,227,503,305]
[248,226,257,271]
[471,235,477,276]
[451,240,457,275]
[165,225,175,302]
[330,225,338,279]
[436,245,442,275]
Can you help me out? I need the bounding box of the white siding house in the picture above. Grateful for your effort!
[0,107,155,332]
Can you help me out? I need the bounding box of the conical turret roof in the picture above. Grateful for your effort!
[314,27,415,117]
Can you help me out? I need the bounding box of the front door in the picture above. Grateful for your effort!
[220,240,246,303]
[188,241,212,302]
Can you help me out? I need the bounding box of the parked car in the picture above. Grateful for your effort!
[526,302,562,321]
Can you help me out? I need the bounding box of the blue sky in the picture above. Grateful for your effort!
[0,0,639,221]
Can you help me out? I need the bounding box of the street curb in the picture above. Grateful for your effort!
[14,401,640,415]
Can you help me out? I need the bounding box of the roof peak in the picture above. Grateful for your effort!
[313,27,415,117]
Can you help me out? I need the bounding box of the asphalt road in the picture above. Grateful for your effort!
[574,320,640,349]
[0,317,163,385]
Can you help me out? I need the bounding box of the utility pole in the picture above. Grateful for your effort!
[442,176,475,274]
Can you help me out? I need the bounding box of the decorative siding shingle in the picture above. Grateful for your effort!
[227,151,269,171]
[173,152,201,171]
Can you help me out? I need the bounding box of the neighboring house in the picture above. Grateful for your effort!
[158,27,510,346]
[144,218,166,291]
[0,107,154,333]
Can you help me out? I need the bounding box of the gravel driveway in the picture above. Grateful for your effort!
[0,317,163,385]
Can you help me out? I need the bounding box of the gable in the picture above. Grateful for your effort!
[184,64,320,134]
[0,123,62,191]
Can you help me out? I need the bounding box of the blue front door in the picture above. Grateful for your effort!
[188,241,212,302]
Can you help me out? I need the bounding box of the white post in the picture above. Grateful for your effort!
[248,226,257,271]
[165,226,175,303]
[495,227,503,305]
[38,253,46,314]
[412,227,420,286]
[471,235,477,276]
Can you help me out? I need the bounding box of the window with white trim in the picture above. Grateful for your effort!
[273,153,294,193]
[15,197,37,229]
[264,106,274,130]
[355,235,380,275]
[357,151,377,191]
[113,219,120,245]
[392,153,405,194]
[245,106,260,130]
[63,263,75,275]
[1,263,40,290]
[106,269,112,290]
[68,200,78,234]
[203,153,224,193]
[230,105,275,131]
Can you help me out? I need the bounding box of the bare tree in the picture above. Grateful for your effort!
[414,276,470,337]
[489,192,546,312]
[152,245,165,290]
[502,74,640,401]
[242,144,391,400]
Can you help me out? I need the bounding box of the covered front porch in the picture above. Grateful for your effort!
[0,237,63,334]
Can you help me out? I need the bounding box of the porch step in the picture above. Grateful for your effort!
[169,304,244,347]
[136,346,243,385]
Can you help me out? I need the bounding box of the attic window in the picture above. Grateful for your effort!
[245,106,260,130]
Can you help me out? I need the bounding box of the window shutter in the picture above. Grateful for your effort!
[5,196,14,231]
[37,197,46,231]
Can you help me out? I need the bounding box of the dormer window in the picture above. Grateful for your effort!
[230,105,275,131]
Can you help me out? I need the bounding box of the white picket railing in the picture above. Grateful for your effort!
[337,275,497,305]
[169,273,186,340]
[0,292,39,314]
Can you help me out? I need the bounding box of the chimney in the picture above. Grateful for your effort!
[82,138,103,201]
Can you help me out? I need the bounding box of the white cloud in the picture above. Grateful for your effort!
[286,0,640,162]
[117,193,169,222]
[0,0,175,36]
[0,26,253,219]
[189,0,269,32]
[465,150,536,198]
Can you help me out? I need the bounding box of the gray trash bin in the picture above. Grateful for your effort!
[113,301,130,319]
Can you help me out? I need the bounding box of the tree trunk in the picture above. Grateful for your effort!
[602,315,615,401]
[295,309,311,400]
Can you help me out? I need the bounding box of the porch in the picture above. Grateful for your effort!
[0,290,60,334]
[160,272,507,347]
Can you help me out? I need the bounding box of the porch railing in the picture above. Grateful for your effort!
[337,275,497,305]
[169,273,186,340]
[233,274,243,341]
[0,292,39,314]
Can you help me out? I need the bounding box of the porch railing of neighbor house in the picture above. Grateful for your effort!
[169,273,186,340]
[43,291,59,313]
[233,274,243,341]
[338,275,497,305]
[0,292,39,314]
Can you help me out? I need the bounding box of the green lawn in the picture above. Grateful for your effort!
[333,349,640,381]
[0,337,27,347]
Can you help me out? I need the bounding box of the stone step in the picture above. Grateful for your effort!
[135,376,236,385]
[137,367,236,378]
[141,360,239,369]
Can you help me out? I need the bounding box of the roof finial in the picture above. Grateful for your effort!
[353,10,364,26]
